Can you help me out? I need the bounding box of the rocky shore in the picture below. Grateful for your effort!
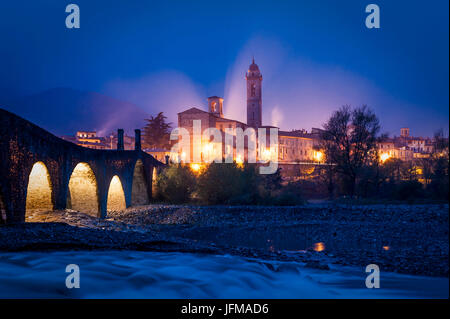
[1,203,448,277]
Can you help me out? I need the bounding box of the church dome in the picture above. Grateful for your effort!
[248,58,260,73]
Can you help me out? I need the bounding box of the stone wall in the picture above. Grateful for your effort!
[131,160,149,206]
[0,108,163,223]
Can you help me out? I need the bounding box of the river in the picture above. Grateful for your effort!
[0,251,447,298]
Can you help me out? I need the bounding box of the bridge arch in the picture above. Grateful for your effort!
[25,161,53,218]
[107,175,126,212]
[131,159,150,206]
[1,108,164,223]
[67,162,99,217]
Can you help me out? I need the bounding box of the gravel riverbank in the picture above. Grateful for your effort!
[1,203,448,277]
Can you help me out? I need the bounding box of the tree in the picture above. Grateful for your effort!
[142,112,172,149]
[155,165,196,203]
[196,163,259,205]
[381,157,403,182]
[433,129,449,154]
[314,144,337,199]
[320,105,380,197]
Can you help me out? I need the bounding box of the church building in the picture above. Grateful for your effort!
[177,59,320,164]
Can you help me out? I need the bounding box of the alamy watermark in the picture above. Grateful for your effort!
[65,4,80,29]
[65,264,80,289]
[169,121,279,175]
[365,4,380,29]
[365,264,380,288]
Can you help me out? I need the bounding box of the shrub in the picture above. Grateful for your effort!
[262,182,304,206]
[196,163,259,205]
[156,163,306,206]
[155,165,196,203]
[197,163,303,205]
[392,180,424,200]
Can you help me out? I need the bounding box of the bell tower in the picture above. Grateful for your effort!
[246,58,262,127]
[208,96,224,118]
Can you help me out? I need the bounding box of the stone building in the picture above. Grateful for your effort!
[143,148,171,163]
[177,59,319,164]
[246,58,263,128]
[61,131,135,150]
[177,59,440,166]
[278,129,322,163]
[377,128,436,162]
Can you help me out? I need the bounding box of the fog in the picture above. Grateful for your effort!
[224,36,447,136]
[103,70,206,127]
[103,37,448,137]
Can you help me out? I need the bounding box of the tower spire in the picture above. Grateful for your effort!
[246,59,262,128]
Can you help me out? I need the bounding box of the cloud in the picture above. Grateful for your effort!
[101,37,447,137]
[271,106,283,128]
[102,70,206,125]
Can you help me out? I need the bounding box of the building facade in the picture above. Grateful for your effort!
[177,59,319,164]
[377,128,436,162]
[177,59,440,166]
[61,131,135,150]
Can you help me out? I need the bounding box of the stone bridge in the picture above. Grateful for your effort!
[0,108,163,224]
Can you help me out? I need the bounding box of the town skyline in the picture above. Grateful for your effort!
[59,59,444,171]
[0,0,448,301]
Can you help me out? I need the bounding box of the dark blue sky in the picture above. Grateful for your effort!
[0,0,448,136]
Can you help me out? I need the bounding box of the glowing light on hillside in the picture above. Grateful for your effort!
[260,147,277,162]
[314,151,323,162]
[203,143,213,152]
[190,163,201,172]
[236,155,244,167]
[203,142,221,162]
[262,148,271,161]
[380,153,390,163]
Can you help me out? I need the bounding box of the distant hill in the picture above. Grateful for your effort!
[2,88,149,136]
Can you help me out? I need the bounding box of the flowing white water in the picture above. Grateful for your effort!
[0,251,447,299]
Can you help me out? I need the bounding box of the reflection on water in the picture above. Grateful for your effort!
[181,225,401,254]
[0,251,447,299]
[313,242,326,252]
[181,225,413,262]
